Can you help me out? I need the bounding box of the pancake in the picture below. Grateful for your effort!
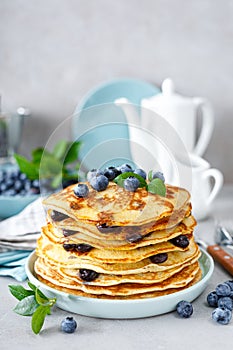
[48,203,192,242]
[36,267,202,300]
[34,256,200,296]
[43,182,190,227]
[36,253,200,286]
[48,215,196,250]
[36,235,200,274]
[39,225,193,263]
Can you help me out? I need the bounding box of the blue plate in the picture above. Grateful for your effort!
[72,78,160,170]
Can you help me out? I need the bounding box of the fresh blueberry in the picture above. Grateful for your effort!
[134,168,147,179]
[123,176,140,192]
[207,291,219,307]
[149,170,165,182]
[170,235,189,248]
[176,300,193,318]
[218,297,233,311]
[224,280,233,291]
[118,163,133,173]
[216,283,231,297]
[87,169,104,182]
[79,269,99,281]
[61,316,77,333]
[73,183,89,198]
[90,174,109,191]
[103,166,120,181]
[212,307,232,325]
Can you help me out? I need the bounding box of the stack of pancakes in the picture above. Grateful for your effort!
[35,181,202,299]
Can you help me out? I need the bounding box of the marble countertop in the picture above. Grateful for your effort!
[0,185,233,350]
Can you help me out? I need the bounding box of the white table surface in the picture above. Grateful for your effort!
[0,185,233,350]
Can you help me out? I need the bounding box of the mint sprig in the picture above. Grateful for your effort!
[14,140,82,189]
[147,178,166,196]
[113,171,166,197]
[8,282,56,334]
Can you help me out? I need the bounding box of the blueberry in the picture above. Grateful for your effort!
[170,235,189,248]
[123,176,140,192]
[103,166,120,181]
[118,163,133,173]
[63,243,93,253]
[134,168,147,179]
[79,269,99,282]
[224,280,233,291]
[149,171,165,182]
[149,253,168,264]
[61,316,77,333]
[73,183,89,198]
[207,291,219,307]
[216,283,231,297]
[212,307,232,325]
[176,300,193,318]
[218,297,233,311]
[90,174,109,191]
[87,169,104,182]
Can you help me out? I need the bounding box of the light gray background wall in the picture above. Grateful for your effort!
[0,0,233,182]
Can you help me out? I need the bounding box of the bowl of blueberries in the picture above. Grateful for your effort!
[0,164,40,219]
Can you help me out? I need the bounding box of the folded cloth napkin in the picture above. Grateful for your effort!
[0,198,46,281]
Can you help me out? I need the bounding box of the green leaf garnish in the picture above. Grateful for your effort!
[14,140,82,189]
[8,285,35,301]
[8,282,56,334]
[147,178,166,196]
[31,305,50,335]
[113,172,148,189]
[13,295,39,316]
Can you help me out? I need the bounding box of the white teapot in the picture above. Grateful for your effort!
[115,78,214,180]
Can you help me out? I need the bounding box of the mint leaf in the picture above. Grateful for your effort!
[52,140,69,161]
[148,170,153,182]
[27,281,37,292]
[114,172,147,189]
[35,288,56,307]
[64,141,82,164]
[13,295,39,316]
[14,154,39,180]
[39,154,62,178]
[147,178,166,197]
[31,305,50,334]
[32,148,51,164]
[9,285,35,301]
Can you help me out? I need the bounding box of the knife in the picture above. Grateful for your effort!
[195,238,233,276]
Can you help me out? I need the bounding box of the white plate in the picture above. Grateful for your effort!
[25,249,214,319]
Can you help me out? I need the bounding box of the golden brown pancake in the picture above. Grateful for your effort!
[47,215,196,250]
[43,182,190,227]
[39,225,193,263]
[34,256,200,296]
[35,268,202,300]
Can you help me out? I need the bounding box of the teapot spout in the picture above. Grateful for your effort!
[114,98,140,126]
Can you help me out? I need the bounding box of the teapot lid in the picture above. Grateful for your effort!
[142,78,191,106]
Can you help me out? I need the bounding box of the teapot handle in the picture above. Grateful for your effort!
[192,98,214,156]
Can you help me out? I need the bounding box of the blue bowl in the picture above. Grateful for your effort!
[0,194,39,219]
[0,163,39,219]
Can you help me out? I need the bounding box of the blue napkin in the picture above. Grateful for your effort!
[0,198,46,281]
[0,250,31,281]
